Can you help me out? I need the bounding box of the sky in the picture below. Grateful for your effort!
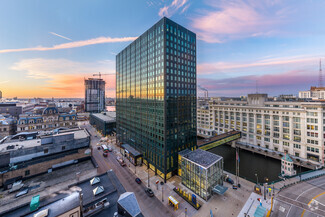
[1,0,325,98]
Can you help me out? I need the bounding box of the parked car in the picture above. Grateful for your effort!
[97,146,101,150]
[145,188,154,197]
[15,189,29,198]
[103,152,108,157]
[135,178,141,184]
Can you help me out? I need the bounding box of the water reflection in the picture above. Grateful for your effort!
[208,145,309,183]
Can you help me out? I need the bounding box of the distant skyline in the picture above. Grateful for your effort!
[1,0,325,98]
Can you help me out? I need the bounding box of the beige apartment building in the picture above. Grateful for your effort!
[197,94,325,165]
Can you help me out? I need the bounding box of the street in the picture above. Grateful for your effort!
[272,175,325,217]
[82,123,176,217]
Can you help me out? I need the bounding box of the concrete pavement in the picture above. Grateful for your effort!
[82,123,177,217]
[272,175,325,217]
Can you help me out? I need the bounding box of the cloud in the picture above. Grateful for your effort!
[159,0,189,17]
[0,80,10,84]
[0,36,137,53]
[49,32,72,41]
[198,55,319,75]
[198,69,316,96]
[191,0,288,42]
[10,58,116,97]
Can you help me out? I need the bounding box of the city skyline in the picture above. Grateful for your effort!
[1,0,325,98]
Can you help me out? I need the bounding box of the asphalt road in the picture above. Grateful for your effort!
[272,176,325,217]
[82,124,175,217]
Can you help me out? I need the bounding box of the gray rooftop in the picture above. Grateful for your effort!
[0,129,89,153]
[118,192,143,217]
[179,149,223,168]
[91,112,116,123]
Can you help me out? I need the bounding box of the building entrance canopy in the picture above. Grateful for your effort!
[212,185,228,195]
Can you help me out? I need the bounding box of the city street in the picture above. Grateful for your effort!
[81,123,176,217]
[272,175,325,217]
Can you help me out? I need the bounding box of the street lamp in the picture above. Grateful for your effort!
[255,173,259,185]
[264,177,268,200]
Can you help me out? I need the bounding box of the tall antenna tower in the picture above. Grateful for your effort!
[319,59,323,87]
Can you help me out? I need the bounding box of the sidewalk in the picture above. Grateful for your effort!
[238,192,272,217]
[109,139,198,217]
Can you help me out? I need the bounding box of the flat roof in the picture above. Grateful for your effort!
[91,112,116,123]
[25,192,80,217]
[0,129,88,153]
[179,149,222,169]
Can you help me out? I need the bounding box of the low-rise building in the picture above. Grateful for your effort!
[299,86,325,100]
[90,111,116,136]
[178,149,224,201]
[0,128,90,188]
[0,115,16,139]
[1,170,142,217]
[0,103,22,118]
[17,104,77,132]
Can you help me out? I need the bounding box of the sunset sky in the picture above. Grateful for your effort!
[1,0,325,98]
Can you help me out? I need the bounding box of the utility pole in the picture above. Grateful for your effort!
[235,145,240,186]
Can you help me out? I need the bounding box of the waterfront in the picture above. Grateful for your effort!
[208,144,310,183]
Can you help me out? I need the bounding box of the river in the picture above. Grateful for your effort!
[208,144,310,183]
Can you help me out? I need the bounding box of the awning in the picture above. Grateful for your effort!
[212,185,228,195]
[254,205,267,217]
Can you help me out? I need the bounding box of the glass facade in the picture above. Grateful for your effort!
[116,17,197,180]
[179,151,224,201]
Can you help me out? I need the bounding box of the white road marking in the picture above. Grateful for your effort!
[279,206,286,212]
[296,183,325,201]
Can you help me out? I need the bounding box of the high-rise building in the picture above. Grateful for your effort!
[116,17,197,181]
[0,90,2,99]
[84,78,106,113]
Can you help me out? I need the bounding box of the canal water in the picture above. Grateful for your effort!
[208,144,310,183]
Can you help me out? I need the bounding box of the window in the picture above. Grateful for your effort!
[62,146,65,151]
[25,170,30,176]
[44,148,48,154]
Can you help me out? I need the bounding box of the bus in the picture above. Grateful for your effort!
[101,144,108,153]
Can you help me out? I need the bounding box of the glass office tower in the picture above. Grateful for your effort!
[116,17,197,181]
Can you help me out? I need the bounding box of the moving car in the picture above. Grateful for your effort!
[116,156,126,167]
[145,188,154,197]
[135,178,141,184]
[103,152,108,157]
[107,146,113,152]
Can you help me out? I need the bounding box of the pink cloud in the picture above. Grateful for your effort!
[198,69,317,96]
[159,0,189,17]
[198,55,319,75]
[191,0,287,43]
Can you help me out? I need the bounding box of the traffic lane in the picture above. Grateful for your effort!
[92,142,175,217]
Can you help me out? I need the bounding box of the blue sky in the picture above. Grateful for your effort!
[0,0,325,98]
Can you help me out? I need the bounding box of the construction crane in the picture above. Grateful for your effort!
[93,72,114,79]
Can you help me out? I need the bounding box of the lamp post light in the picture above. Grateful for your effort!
[255,173,259,185]
[264,177,268,200]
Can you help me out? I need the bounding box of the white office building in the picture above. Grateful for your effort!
[197,94,325,165]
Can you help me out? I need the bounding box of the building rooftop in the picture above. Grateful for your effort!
[0,129,89,153]
[118,192,143,217]
[90,112,116,123]
[179,149,223,169]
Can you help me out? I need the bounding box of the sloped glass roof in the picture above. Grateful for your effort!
[90,177,100,185]
[93,186,104,196]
